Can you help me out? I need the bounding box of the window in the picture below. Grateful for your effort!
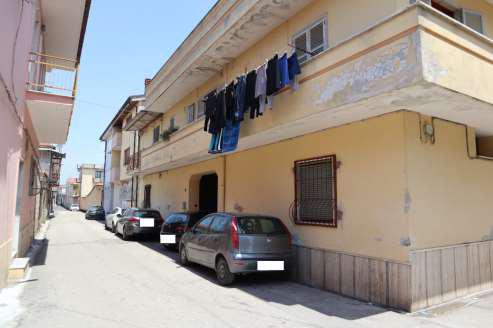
[210,216,229,233]
[143,184,151,208]
[292,17,327,64]
[95,170,102,179]
[293,155,337,227]
[170,117,176,129]
[124,148,131,165]
[412,1,484,34]
[197,99,205,118]
[194,216,214,234]
[236,217,287,235]
[459,9,483,34]
[185,103,196,124]
[153,125,160,144]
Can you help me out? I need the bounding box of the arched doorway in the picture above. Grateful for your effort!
[199,173,218,213]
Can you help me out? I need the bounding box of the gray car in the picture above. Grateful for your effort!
[178,213,293,285]
[115,208,164,240]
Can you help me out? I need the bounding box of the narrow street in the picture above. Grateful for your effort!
[1,208,491,328]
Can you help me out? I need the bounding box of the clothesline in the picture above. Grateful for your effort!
[203,50,302,155]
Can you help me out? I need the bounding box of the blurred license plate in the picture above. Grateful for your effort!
[160,234,176,244]
[140,219,154,227]
[257,261,284,271]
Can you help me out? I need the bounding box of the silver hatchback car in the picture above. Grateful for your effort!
[179,213,293,285]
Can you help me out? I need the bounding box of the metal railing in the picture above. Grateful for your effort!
[27,52,79,97]
[126,152,141,172]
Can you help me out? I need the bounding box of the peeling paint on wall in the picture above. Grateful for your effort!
[315,33,420,107]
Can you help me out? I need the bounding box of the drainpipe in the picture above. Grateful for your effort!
[222,155,226,212]
[431,117,493,162]
[102,140,107,209]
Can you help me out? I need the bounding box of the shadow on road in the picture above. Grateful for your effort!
[136,237,389,321]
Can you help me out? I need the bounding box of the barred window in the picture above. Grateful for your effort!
[294,155,337,227]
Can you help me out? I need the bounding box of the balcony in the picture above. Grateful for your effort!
[139,3,493,175]
[125,152,141,173]
[26,52,79,144]
[111,131,122,150]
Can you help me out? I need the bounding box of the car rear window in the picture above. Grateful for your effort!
[135,210,161,219]
[236,217,287,235]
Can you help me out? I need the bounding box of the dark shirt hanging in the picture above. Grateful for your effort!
[245,70,259,119]
[234,75,246,123]
[225,81,235,121]
[203,91,217,133]
[214,89,226,133]
[288,52,301,81]
[266,54,279,96]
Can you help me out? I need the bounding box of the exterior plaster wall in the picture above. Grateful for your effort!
[405,112,493,250]
[80,185,103,211]
[0,0,39,287]
[143,112,409,262]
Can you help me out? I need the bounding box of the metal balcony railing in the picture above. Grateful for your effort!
[27,52,79,97]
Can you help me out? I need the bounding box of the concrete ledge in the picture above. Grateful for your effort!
[8,258,29,281]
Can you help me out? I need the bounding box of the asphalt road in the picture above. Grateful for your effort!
[3,208,493,327]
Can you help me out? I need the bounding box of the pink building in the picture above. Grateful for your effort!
[0,0,91,287]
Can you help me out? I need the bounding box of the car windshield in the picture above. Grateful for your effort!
[236,217,287,235]
[135,210,161,219]
[89,206,102,211]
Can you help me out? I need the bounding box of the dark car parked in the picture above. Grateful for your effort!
[179,213,293,285]
[85,206,105,220]
[115,208,164,240]
[160,212,207,248]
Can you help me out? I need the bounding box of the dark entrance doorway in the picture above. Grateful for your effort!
[199,173,218,213]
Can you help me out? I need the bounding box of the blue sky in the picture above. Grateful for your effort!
[60,1,216,182]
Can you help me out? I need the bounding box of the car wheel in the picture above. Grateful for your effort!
[122,225,130,241]
[216,257,235,286]
[179,244,189,266]
[112,223,116,233]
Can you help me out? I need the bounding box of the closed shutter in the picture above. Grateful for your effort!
[294,155,337,226]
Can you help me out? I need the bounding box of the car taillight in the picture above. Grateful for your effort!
[128,217,139,224]
[231,216,239,250]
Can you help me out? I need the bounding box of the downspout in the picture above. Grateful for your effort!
[131,130,136,207]
[222,155,226,212]
[102,140,107,208]
[135,132,141,207]
[430,117,493,162]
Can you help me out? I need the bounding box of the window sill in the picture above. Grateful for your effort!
[294,220,337,228]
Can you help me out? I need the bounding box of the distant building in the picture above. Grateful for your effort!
[63,177,80,208]
[100,95,148,213]
[78,164,104,211]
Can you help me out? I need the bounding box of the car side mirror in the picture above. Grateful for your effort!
[117,214,122,218]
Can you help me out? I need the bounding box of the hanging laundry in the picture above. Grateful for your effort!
[225,81,235,121]
[279,53,290,88]
[245,70,259,119]
[288,52,301,91]
[214,89,226,133]
[255,63,267,115]
[234,75,246,123]
[203,91,217,133]
[221,120,240,153]
[266,54,279,96]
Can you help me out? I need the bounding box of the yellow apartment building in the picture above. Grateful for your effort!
[101,95,157,212]
[112,0,493,311]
